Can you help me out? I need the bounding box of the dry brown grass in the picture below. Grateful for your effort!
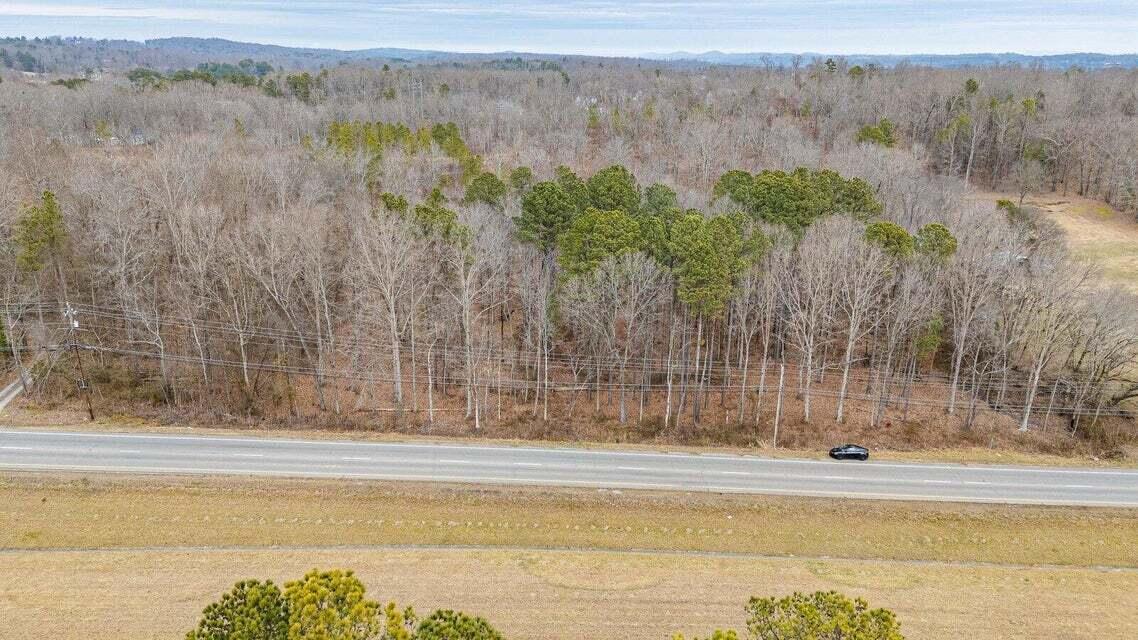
[4,473,1138,566]
[972,191,1138,292]
[4,547,1136,640]
[1027,194,1138,292]
[3,473,1137,639]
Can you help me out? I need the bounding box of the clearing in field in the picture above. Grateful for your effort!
[1038,195,1138,291]
[980,191,1138,293]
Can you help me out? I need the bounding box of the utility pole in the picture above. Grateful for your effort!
[63,303,95,421]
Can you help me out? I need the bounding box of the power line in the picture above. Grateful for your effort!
[65,311,1124,399]
[74,342,1135,419]
[59,302,1110,387]
[8,301,1133,421]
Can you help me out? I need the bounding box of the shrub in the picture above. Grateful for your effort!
[185,579,289,640]
[679,591,904,640]
[856,119,897,147]
[415,610,503,640]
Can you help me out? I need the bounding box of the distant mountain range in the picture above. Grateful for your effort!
[644,51,1138,70]
[144,37,452,62]
[142,39,1138,70]
[4,36,1137,72]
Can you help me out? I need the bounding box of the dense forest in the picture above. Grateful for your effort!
[1,49,1136,449]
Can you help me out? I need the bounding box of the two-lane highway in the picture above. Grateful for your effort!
[1,429,1137,506]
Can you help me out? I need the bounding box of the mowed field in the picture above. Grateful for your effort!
[2,474,1137,639]
[979,192,1138,292]
[1038,195,1138,291]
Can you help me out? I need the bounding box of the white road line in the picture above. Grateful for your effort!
[342,456,371,462]
[513,462,542,467]
[117,449,143,454]
[719,471,751,476]
[232,453,264,458]
[618,466,649,471]
[439,459,472,464]
[0,446,33,451]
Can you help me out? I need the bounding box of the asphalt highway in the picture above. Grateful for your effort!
[1,429,1136,506]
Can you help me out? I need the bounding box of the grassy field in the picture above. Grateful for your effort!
[5,474,1138,565]
[5,547,1136,640]
[2,473,1137,639]
[975,191,1138,293]
[1029,194,1138,292]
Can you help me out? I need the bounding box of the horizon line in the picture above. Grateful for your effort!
[4,34,1137,60]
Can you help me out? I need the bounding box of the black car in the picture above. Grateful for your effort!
[829,444,870,461]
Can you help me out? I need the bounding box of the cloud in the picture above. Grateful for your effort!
[0,2,266,23]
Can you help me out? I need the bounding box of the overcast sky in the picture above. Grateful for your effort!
[1,1,1135,56]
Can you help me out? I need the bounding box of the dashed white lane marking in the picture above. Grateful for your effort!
[618,466,649,471]
[232,453,264,458]
[0,446,33,451]
[513,462,542,467]
[342,456,371,461]
[719,471,752,476]
[117,449,143,454]
[439,459,472,464]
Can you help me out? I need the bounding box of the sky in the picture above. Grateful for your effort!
[1,1,1135,56]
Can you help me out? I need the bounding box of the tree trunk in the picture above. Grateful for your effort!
[409,309,418,414]
[664,315,676,428]
[947,327,969,414]
[691,315,704,424]
[387,296,403,415]
[773,363,785,447]
[427,341,435,426]
[836,332,857,423]
[964,122,980,185]
[1020,351,1047,432]
[802,345,814,423]
[737,335,750,425]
